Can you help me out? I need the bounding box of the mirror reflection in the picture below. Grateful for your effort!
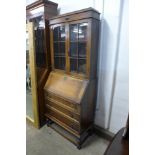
[26,31,34,120]
[69,22,87,74]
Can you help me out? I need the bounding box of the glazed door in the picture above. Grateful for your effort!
[50,24,67,71]
[68,20,90,78]
[26,22,39,128]
[50,19,91,78]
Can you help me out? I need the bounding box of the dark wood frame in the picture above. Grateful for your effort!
[26,0,58,127]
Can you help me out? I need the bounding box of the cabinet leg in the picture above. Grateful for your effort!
[77,144,82,150]
[77,138,82,150]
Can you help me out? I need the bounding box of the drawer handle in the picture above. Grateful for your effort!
[71,124,74,129]
[65,17,69,20]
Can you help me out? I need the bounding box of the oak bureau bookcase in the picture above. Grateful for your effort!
[44,8,100,149]
[26,0,58,126]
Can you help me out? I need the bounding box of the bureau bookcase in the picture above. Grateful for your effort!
[44,8,100,149]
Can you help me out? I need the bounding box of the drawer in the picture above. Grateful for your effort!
[45,98,80,122]
[46,105,80,132]
[44,91,80,113]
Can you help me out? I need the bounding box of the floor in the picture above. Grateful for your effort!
[26,123,109,155]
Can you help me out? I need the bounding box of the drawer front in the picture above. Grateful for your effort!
[49,10,99,25]
[44,91,80,113]
[46,105,80,132]
[45,98,80,122]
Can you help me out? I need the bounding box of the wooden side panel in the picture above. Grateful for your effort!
[80,79,97,132]
[87,79,97,124]
[80,84,89,132]
[90,19,100,79]
[37,69,49,126]
[49,9,100,25]
[80,18,99,132]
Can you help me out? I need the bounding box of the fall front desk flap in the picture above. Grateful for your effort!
[44,72,89,104]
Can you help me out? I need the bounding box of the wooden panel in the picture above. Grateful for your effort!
[45,98,80,121]
[44,72,88,103]
[46,104,80,125]
[26,0,58,20]
[26,0,58,10]
[46,106,80,133]
[89,19,100,78]
[44,90,80,113]
[26,6,44,20]
[44,4,58,20]
[49,7,100,25]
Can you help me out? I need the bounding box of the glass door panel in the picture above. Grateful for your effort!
[70,42,78,57]
[69,22,88,74]
[54,57,65,70]
[53,27,59,41]
[78,42,86,58]
[70,58,78,72]
[69,24,78,73]
[59,42,65,56]
[59,26,65,41]
[29,16,47,88]
[70,24,78,41]
[53,25,66,70]
[54,42,59,56]
[30,16,46,68]
[78,59,86,74]
[78,23,88,41]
